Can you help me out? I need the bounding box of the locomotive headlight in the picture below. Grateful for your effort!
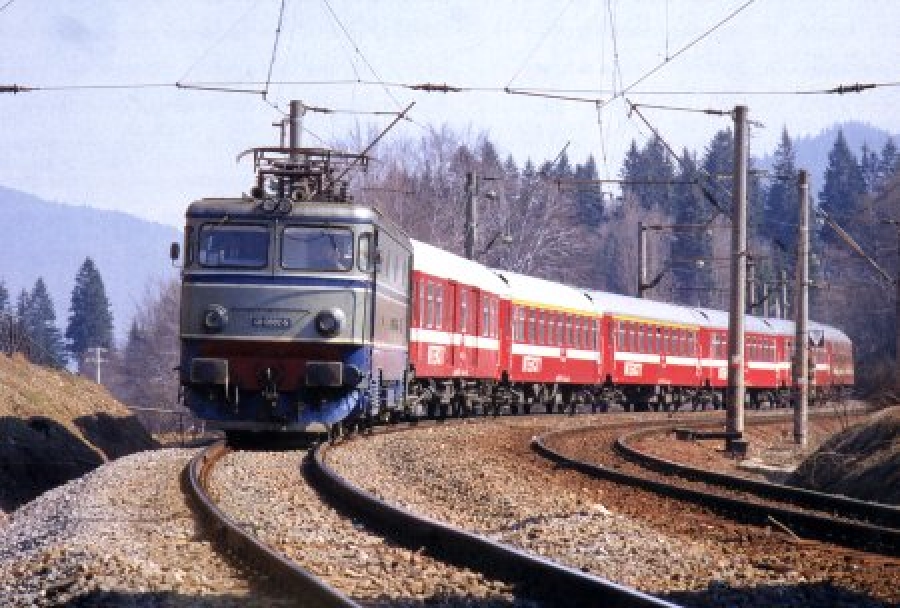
[314,308,345,337]
[203,304,229,333]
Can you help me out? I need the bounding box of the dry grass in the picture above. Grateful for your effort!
[0,353,157,512]
[788,406,900,505]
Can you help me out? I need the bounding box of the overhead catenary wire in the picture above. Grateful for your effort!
[262,0,287,99]
[599,0,757,109]
[505,0,576,89]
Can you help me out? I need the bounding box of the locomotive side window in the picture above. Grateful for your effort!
[282,226,353,271]
[198,224,269,268]
[358,233,373,271]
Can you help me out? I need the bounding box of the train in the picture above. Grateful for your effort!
[172,123,854,440]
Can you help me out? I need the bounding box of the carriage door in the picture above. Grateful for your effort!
[457,287,469,370]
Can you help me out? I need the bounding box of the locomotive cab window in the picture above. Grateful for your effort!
[282,226,354,271]
[198,224,269,268]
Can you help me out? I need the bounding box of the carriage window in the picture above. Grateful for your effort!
[557,314,565,345]
[435,285,444,329]
[460,291,468,333]
[418,281,425,327]
[282,226,353,271]
[198,224,269,268]
[491,298,498,337]
[426,282,434,328]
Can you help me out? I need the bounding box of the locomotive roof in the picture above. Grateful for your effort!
[411,240,509,294]
[185,198,409,237]
[492,270,595,314]
[585,291,707,327]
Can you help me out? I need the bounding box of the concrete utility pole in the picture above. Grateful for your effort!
[84,346,109,385]
[793,170,810,447]
[780,268,789,319]
[725,105,749,440]
[638,221,648,297]
[464,172,478,260]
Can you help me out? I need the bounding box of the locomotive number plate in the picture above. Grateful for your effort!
[251,316,292,329]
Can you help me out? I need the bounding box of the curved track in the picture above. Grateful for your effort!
[309,430,680,608]
[184,441,359,607]
[533,415,900,557]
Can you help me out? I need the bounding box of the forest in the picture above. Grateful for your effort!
[2,123,898,429]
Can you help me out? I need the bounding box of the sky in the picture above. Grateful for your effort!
[0,0,898,229]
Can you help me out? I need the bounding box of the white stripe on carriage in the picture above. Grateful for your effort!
[747,362,779,371]
[410,328,500,351]
[614,352,662,364]
[511,343,561,357]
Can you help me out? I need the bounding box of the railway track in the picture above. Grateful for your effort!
[533,411,900,557]
[311,430,678,607]
[185,421,680,607]
[184,442,357,607]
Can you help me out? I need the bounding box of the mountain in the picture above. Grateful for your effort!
[0,186,179,345]
[759,121,898,192]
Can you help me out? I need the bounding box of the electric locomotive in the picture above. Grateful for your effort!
[173,136,411,439]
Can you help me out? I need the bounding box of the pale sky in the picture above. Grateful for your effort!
[1,0,898,228]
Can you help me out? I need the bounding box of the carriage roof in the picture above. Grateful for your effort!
[585,291,706,326]
[493,270,595,314]
[411,240,509,294]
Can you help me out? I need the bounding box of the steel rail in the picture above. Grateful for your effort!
[533,422,900,557]
[309,437,679,608]
[184,441,360,607]
[616,425,900,529]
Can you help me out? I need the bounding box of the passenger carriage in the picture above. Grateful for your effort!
[587,291,706,411]
[408,240,507,417]
[495,271,600,413]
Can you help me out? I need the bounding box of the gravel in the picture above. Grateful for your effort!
[326,415,900,607]
[206,449,532,607]
[0,448,291,607]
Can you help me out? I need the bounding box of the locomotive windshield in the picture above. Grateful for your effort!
[282,226,354,271]
[197,224,269,268]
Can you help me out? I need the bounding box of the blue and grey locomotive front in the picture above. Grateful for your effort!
[175,149,412,438]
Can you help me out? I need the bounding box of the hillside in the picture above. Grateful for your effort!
[787,406,900,505]
[0,353,157,513]
[0,185,180,344]
[758,121,898,191]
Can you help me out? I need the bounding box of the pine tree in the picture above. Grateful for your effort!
[620,136,675,213]
[818,129,866,246]
[860,142,879,194]
[0,279,9,314]
[574,154,603,226]
[66,257,114,359]
[876,138,899,193]
[764,128,799,258]
[23,278,67,368]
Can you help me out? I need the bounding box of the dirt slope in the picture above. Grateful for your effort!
[787,406,900,505]
[0,353,157,512]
